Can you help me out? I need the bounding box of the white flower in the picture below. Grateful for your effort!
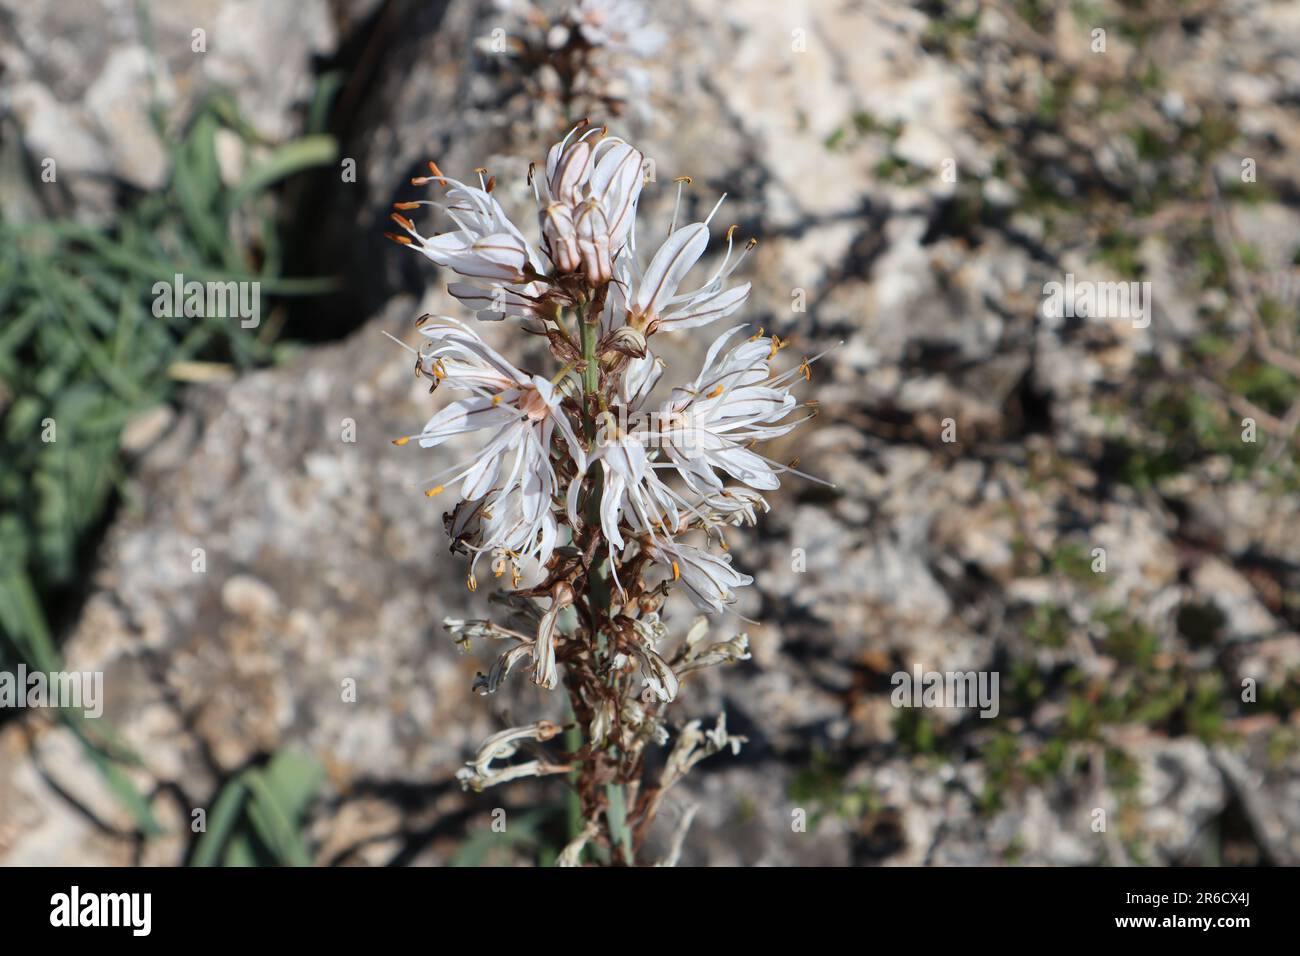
[676,631,751,677]
[407,320,585,488]
[444,616,525,651]
[537,123,645,284]
[444,593,570,695]
[629,617,679,702]
[608,181,755,337]
[389,125,645,313]
[474,642,534,695]
[660,712,746,790]
[705,712,744,756]
[472,469,562,588]
[578,324,819,607]
[570,0,665,57]
[644,539,752,615]
[455,720,566,791]
[618,349,663,408]
[654,326,818,495]
[583,415,713,594]
[697,487,770,528]
[389,170,549,322]
[531,584,574,690]
[628,223,752,333]
[444,613,536,696]
[390,319,585,587]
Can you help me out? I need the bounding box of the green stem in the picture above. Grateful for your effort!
[605,782,633,865]
[579,306,610,632]
[580,306,601,396]
[575,303,625,861]
[564,700,584,849]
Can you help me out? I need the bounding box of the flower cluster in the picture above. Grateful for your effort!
[387,122,823,864]
[477,0,664,122]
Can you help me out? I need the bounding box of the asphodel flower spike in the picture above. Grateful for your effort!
[388,120,826,866]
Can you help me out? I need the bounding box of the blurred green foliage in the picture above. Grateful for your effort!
[0,93,335,596]
[787,747,878,829]
[0,86,336,854]
[192,751,323,866]
[450,808,554,867]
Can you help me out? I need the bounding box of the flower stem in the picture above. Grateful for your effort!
[605,782,633,865]
[580,305,600,397]
[577,303,623,860]
[563,700,584,845]
[578,303,610,618]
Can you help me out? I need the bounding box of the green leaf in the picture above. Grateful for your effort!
[243,762,316,866]
[191,775,250,867]
[228,135,338,211]
[0,570,162,835]
[450,809,546,867]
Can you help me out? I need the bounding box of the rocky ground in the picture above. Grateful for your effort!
[1,0,1298,866]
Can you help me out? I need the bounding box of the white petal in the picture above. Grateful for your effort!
[659,283,750,331]
[634,223,708,318]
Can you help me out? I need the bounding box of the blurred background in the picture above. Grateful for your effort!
[1,0,1298,866]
